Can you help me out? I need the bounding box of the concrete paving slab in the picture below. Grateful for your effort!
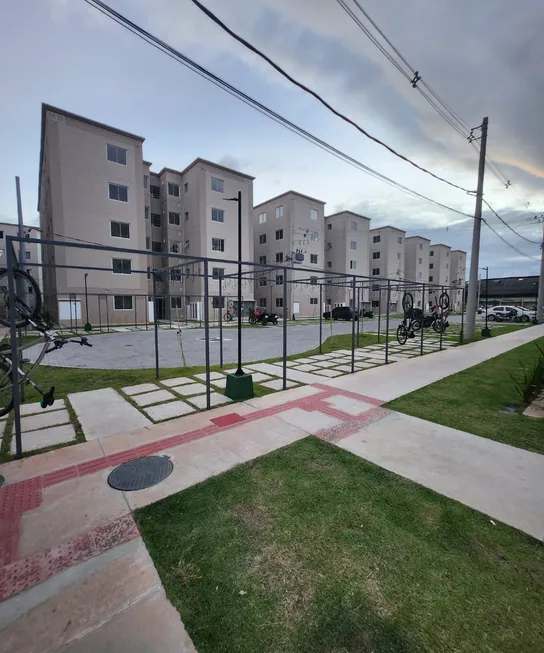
[313,369,345,377]
[260,379,299,391]
[172,382,208,397]
[296,364,319,372]
[193,371,225,381]
[245,384,322,409]
[68,388,151,441]
[293,357,318,364]
[121,383,159,396]
[334,365,356,373]
[354,362,376,369]
[249,372,274,382]
[211,377,227,388]
[144,400,196,421]
[19,399,66,417]
[17,410,71,434]
[275,407,341,433]
[338,412,544,540]
[271,360,299,368]
[187,392,232,409]
[132,389,176,407]
[324,394,376,416]
[160,377,194,387]
[249,362,325,385]
[11,423,77,454]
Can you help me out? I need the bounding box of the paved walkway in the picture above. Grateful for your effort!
[0,325,542,652]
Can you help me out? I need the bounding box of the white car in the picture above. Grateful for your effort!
[486,305,531,322]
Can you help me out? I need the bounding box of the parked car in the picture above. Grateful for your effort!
[323,306,358,321]
[486,305,531,322]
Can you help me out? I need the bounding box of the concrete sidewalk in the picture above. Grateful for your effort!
[0,325,542,652]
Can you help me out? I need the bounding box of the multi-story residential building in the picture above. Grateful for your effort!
[38,104,254,325]
[369,226,406,312]
[428,244,452,307]
[450,249,467,311]
[253,191,325,317]
[404,236,430,310]
[324,211,370,310]
[0,223,42,292]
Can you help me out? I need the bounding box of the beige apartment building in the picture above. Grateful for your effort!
[0,223,42,291]
[428,244,452,309]
[450,249,467,311]
[324,211,371,310]
[404,235,429,310]
[38,104,254,326]
[369,226,406,312]
[253,191,325,317]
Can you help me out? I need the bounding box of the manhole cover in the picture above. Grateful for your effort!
[107,456,173,491]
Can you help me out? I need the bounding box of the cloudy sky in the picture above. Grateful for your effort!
[0,0,542,277]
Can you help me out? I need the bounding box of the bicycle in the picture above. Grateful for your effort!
[223,300,236,322]
[0,268,92,417]
[396,293,421,345]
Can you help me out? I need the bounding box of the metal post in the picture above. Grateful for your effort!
[460,290,465,344]
[145,292,148,331]
[236,190,243,375]
[465,116,488,339]
[219,277,224,368]
[385,281,391,364]
[319,284,323,354]
[282,269,287,390]
[152,272,159,379]
[134,292,137,328]
[420,283,425,355]
[377,288,382,343]
[69,293,74,332]
[356,286,360,347]
[536,221,544,323]
[203,261,211,409]
[84,273,90,328]
[106,295,110,333]
[439,286,444,350]
[351,276,356,373]
[7,244,23,459]
[98,295,102,332]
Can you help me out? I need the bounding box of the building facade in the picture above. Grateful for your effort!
[0,223,42,292]
[449,249,467,311]
[253,191,325,317]
[324,211,370,310]
[369,226,406,312]
[428,244,451,308]
[404,235,429,310]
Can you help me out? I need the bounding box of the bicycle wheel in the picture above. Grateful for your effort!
[402,293,413,315]
[223,311,232,322]
[433,318,446,333]
[227,300,234,309]
[439,292,450,310]
[248,315,257,325]
[0,357,14,418]
[0,269,42,328]
[396,323,408,345]
[411,318,422,331]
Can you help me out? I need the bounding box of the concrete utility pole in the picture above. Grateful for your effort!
[465,117,488,339]
[536,217,544,323]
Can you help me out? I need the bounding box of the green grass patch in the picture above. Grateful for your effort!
[387,337,544,454]
[463,322,531,344]
[135,437,543,653]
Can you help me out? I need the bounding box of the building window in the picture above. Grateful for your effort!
[258,298,267,308]
[184,182,188,192]
[259,255,267,265]
[170,241,180,253]
[168,182,180,197]
[112,258,131,274]
[147,266,151,280]
[398,236,403,244]
[429,263,434,269]
[310,297,318,305]
[170,269,182,282]
[310,254,318,264]
[108,183,128,202]
[276,252,283,263]
[212,296,225,309]
[310,231,318,242]
[275,297,284,309]
[446,251,450,257]
[327,242,332,249]
[429,275,434,282]
[25,251,31,260]
[211,208,225,223]
[152,241,162,252]
[350,221,357,232]
[184,211,189,222]
[372,268,380,275]
[276,229,283,240]
[150,185,160,199]
[419,243,423,250]
[258,212,267,224]
[110,221,130,239]
[259,234,266,244]
[372,300,379,308]
[212,267,225,279]
[350,241,357,250]
[327,262,332,268]
[107,144,127,165]
[430,250,434,257]
[171,296,182,309]
[275,275,284,285]
[146,237,150,250]
[275,205,283,218]
[350,260,356,270]
[418,272,422,278]
[151,213,161,227]
[418,258,422,264]
[212,238,225,252]
[114,295,132,310]
[397,253,401,260]
[143,175,148,189]
[169,212,181,226]
[211,177,224,192]
[446,263,449,269]
[372,252,380,259]
[327,223,332,230]
[310,208,318,220]
[259,277,267,286]
[373,235,381,243]
[145,206,149,220]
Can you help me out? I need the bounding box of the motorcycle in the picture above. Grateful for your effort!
[248,309,278,326]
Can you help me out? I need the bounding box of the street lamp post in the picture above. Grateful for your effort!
[481,266,491,338]
[84,273,91,331]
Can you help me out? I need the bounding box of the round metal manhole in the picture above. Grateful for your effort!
[107,456,173,491]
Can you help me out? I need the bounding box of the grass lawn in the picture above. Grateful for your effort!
[387,337,544,454]
[463,322,531,343]
[136,437,543,653]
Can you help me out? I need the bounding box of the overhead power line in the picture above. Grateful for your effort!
[482,219,539,261]
[83,0,473,219]
[188,0,475,194]
[482,200,540,245]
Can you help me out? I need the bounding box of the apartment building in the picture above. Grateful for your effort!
[428,243,451,300]
[0,223,42,292]
[38,104,254,325]
[450,249,467,311]
[369,226,406,312]
[253,191,325,317]
[324,211,370,310]
[404,236,429,310]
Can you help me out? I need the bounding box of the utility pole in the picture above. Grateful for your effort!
[536,216,544,323]
[465,117,488,339]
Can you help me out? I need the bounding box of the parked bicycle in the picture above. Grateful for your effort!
[397,291,450,345]
[0,268,92,417]
[223,300,236,322]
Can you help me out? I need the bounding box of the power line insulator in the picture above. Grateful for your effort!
[410,71,421,88]
[505,180,511,188]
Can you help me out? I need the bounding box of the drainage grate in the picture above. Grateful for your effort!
[107,456,173,491]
